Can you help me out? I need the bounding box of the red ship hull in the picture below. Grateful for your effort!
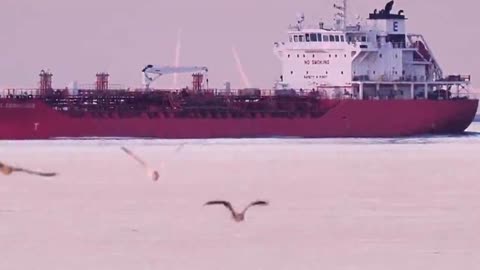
[0,98,477,140]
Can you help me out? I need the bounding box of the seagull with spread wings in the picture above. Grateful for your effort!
[0,161,57,177]
[121,146,160,181]
[204,200,269,222]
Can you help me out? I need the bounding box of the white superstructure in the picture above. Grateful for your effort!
[273,0,471,100]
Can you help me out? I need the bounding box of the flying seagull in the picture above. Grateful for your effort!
[0,161,57,177]
[204,200,269,222]
[121,146,159,181]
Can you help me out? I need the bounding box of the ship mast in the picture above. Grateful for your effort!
[333,0,348,30]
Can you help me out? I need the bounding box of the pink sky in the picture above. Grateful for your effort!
[0,0,478,89]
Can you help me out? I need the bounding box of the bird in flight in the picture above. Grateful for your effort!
[0,161,57,177]
[204,200,269,222]
[121,146,159,181]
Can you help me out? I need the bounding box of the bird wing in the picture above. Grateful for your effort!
[12,167,57,177]
[121,146,147,167]
[204,200,235,215]
[241,200,269,214]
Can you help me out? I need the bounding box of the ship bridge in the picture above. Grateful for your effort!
[273,0,471,101]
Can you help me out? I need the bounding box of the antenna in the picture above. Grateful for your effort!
[172,28,182,89]
[232,46,251,89]
[333,0,348,30]
[296,12,305,27]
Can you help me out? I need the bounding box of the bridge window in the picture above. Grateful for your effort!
[306,34,311,42]
[294,35,299,42]
[335,35,340,42]
[329,35,335,42]
[310,33,317,42]
[289,36,293,42]
[317,33,322,42]
[341,36,345,42]
[323,35,329,42]
[361,36,367,42]
[299,35,304,42]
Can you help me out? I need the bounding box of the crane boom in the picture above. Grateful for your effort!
[142,64,208,89]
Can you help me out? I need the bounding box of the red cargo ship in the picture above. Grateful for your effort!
[0,0,477,140]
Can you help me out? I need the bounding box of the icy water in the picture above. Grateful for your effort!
[1,123,480,270]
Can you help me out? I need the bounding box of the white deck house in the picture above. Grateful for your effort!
[273,0,471,100]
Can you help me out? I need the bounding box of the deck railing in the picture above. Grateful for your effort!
[0,86,476,101]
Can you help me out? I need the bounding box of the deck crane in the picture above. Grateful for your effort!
[141,65,209,89]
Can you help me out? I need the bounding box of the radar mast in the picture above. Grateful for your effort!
[333,0,348,30]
